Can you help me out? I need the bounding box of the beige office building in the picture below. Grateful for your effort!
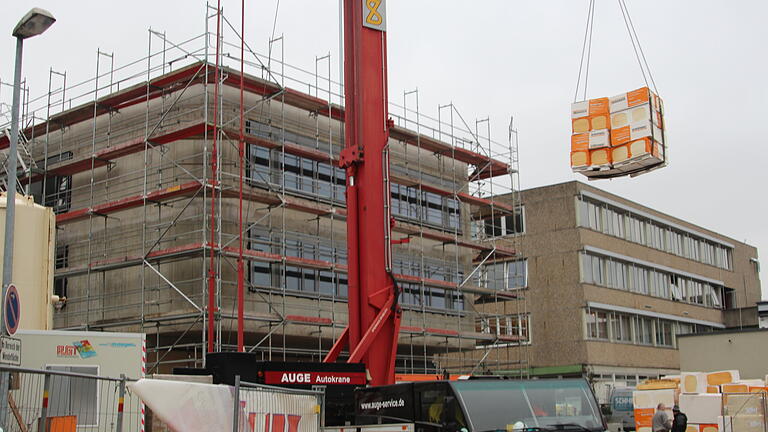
[440,181,762,400]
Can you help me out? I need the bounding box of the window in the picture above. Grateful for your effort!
[655,320,673,347]
[30,152,73,214]
[477,314,530,346]
[587,308,717,348]
[476,206,525,239]
[634,317,653,345]
[54,245,68,303]
[586,310,608,340]
[391,185,463,231]
[46,365,99,427]
[611,312,633,343]
[581,252,726,310]
[578,197,733,270]
[507,260,527,289]
[479,260,527,291]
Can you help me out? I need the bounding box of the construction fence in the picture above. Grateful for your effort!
[0,365,142,432]
[0,365,326,432]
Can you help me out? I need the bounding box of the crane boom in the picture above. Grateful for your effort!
[323,0,401,386]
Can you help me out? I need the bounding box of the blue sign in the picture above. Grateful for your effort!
[4,284,20,336]
[612,396,633,412]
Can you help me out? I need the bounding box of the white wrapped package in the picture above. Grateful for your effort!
[680,393,722,424]
[681,372,708,394]
[633,389,675,409]
[129,379,235,432]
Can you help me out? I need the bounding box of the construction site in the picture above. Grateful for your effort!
[1,2,766,432]
[0,5,530,377]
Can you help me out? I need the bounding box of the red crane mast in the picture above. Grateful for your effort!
[323,0,401,386]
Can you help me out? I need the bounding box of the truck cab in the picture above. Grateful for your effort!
[355,378,607,432]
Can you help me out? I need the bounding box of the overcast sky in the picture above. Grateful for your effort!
[1,1,765,298]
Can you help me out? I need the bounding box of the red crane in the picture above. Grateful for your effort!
[323,0,401,386]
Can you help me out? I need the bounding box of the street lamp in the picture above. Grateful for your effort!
[2,7,56,336]
[0,7,54,427]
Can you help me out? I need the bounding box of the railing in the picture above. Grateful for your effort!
[0,365,142,432]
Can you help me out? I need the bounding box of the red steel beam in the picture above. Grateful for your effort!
[0,62,209,150]
[21,122,209,186]
[4,61,508,180]
[56,181,202,225]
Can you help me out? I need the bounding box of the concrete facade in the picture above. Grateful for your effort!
[678,328,768,380]
[440,181,762,398]
[26,62,512,373]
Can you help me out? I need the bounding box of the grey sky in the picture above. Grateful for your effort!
[1,1,765,298]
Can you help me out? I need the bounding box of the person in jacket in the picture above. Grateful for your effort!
[652,403,673,432]
[671,405,688,432]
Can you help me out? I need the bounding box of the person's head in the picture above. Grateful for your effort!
[672,405,680,413]
[657,403,666,411]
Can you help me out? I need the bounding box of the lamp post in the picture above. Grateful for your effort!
[0,7,55,428]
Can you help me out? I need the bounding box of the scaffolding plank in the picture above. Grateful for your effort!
[284,315,333,326]
[388,125,510,180]
[389,174,514,212]
[8,62,508,182]
[56,181,202,225]
[392,221,516,257]
[0,62,209,150]
[20,121,209,186]
[55,242,205,277]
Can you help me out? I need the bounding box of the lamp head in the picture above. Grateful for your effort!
[13,8,56,39]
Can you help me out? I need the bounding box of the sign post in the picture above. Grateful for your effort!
[0,336,21,366]
[3,284,20,336]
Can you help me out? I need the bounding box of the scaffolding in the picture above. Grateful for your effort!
[0,5,528,375]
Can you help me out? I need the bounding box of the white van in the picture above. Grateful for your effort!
[604,387,635,432]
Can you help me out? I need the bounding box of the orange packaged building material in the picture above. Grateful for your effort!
[721,383,749,393]
[634,408,654,432]
[700,425,718,432]
[571,97,611,133]
[589,148,611,167]
[708,371,740,386]
[571,133,589,152]
[571,151,590,170]
[611,143,631,165]
[570,87,667,178]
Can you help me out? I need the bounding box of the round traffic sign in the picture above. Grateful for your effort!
[4,284,20,336]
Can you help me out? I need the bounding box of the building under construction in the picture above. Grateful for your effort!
[0,8,528,375]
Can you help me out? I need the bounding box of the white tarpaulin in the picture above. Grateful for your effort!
[129,379,236,431]
[129,379,320,432]
[239,388,319,432]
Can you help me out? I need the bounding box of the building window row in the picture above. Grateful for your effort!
[585,308,715,348]
[476,313,531,347]
[578,198,733,270]
[248,228,466,311]
[248,145,463,232]
[472,206,525,240]
[581,252,727,309]
[477,259,528,291]
[30,151,73,214]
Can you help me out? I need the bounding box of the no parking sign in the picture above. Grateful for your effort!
[4,284,20,336]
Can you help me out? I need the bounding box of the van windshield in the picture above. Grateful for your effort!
[450,379,604,432]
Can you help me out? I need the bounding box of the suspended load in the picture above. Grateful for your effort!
[570,0,667,179]
[571,87,667,178]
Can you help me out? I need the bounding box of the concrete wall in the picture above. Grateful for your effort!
[678,329,768,379]
[442,180,763,375]
[38,76,481,366]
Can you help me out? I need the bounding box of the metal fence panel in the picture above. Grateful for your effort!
[237,380,324,432]
[1,366,143,432]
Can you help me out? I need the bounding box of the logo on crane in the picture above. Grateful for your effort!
[363,0,386,31]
